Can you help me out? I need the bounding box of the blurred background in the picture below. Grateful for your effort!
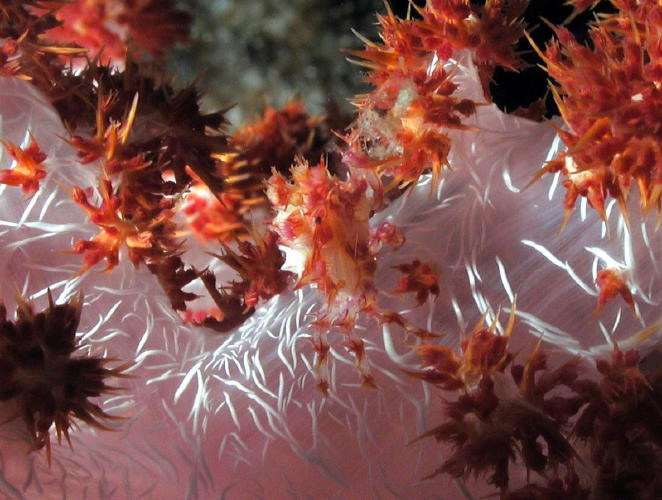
[168,0,402,124]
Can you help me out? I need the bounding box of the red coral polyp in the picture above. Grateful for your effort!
[595,268,635,314]
[268,158,376,323]
[413,305,662,496]
[343,2,490,194]
[392,259,440,305]
[71,180,155,273]
[182,184,244,243]
[33,0,191,64]
[408,308,515,390]
[0,138,47,195]
[420,0,529,72]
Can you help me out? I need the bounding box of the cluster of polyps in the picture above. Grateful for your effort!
[267,159,378,389]
[411,308,662,497]
[259,1,662,495]
[31,0,191,64]
[257,1,536,389]
[184,101,340,244]
[533,0,662,223]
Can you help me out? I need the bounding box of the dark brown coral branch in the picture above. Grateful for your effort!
[0,292,130,461]
[412,312,662,498]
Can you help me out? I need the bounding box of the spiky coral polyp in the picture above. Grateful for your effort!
[268,159,376,326]
[342,1,486,194]
[413,307,662,496]
[595,268,635,314]
[72,180,157,273]
[267,159,379,391]
[420,0,529,72]
[182,185,244,243]
[409,309,515,390]
[0,294,127,458]
[535,1,662,221]
[412,312,582,493]
[185,101,338,243]
[0,138,47,195]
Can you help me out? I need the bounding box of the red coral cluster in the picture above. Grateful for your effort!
[342,8,475,193]
[268,159,392,390]
[184,101,343,243]
[58,63,224,285]
[0,4,660,496]
[0,40,329,335]
[338,1,530,196]
[259,2,530,387]
[32,0,191,64]
[576,347,662,499]
[0,2,86,86]
[535,0,662,222]
[417,0,529,88]
[182,185,244,244]
[268,159,375,318]
[251,5,525,393]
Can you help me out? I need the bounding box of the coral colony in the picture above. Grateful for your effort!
[0,1,661,498]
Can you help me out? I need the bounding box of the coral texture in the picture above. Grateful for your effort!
[0,1,660,499]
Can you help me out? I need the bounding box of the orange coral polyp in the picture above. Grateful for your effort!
[0,138,47,195]
[392,259,440,305]
[409,308,516,391]
[72,180,153,273]
[345,2,492,194]
[33,0,191,64]
[419,0,528,70]
[595,268,635,314]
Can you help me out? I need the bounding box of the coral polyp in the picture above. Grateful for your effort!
[0,294,128,459]
[32,0,191,64]
[268,158,376,323]
[0,137,47,195]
